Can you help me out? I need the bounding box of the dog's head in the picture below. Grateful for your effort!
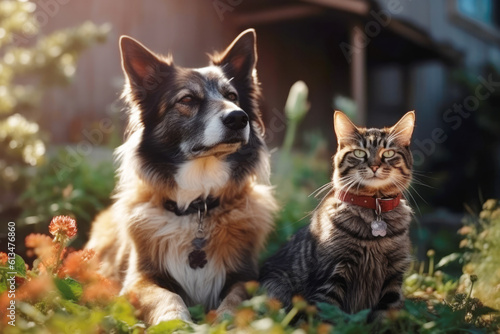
[119,30,267,188]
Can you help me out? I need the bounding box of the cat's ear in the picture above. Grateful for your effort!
[334,110,359,143]
[390,111,415,146]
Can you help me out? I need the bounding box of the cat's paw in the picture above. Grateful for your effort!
[367,309,386,323]
[215,305,235,322]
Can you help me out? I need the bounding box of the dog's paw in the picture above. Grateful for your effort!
[154,308,192,325]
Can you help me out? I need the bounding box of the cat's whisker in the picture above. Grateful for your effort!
[407,182,427,205]
[335,178,357,197]
[410,174,434,189]
[411,170,437,179]
[343,177,361,196]
[410,179,434,189]
[393,178,422,216]
[309,182,333,198]
[301,181,350,222]
[355,176,365,194]
[392,180,413,207]
[303,177,357,222]
[386,127,407,145]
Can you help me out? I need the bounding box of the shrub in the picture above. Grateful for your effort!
[19,151,115,249]
[456,199,500,310]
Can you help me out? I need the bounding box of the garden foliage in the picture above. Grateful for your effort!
[1,214,499,333]
[0,0,109,219]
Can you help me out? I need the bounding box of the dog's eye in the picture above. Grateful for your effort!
[179,95,193,104]
[226,92,238,102]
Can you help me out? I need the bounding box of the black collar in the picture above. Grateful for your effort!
[163,196,220,216]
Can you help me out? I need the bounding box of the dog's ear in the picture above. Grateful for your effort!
[212,29,257,80]
[120,36,169,88]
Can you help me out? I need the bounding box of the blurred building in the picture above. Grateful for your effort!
[40,0,500,206]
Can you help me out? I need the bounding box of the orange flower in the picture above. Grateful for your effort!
[25,233,52,249]
[25,233,54,261]
[25,234,60,271]
[234,308,255,328]
[49,215,77,239]
[15,274,54,303]
[205,310,218,325]
[0,252,7,266]
[58,249,96,281]
[266,298,282,312]
[0,292,12,325]
[81,277,120,305]
[317,323,333,334]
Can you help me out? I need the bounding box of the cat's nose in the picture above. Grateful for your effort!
[370,165,380,173]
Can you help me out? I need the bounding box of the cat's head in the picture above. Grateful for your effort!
[332,111,415,197]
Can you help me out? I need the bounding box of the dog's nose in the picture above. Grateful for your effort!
[222,110,248,130]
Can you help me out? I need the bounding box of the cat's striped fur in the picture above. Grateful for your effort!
[260,111,415,320]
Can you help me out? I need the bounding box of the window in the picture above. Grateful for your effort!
[449,0,500,42]
[456,0,497,27]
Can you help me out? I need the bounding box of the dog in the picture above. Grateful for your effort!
[86,29,277,324]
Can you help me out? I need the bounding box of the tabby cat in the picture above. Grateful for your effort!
[260,110,415,320]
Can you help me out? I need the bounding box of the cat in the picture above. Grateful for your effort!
[259,110,415,321]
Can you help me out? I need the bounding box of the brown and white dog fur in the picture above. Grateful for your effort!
[86,29,277,324]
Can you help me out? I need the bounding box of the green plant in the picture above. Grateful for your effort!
[3,228,498,334]
[454,199,500,310]
[265,135,330,260]
[19,151,115,249]
[0,0,110,218]
[263,82,330,260]
[282,80,310,154]
[404,250,458,303]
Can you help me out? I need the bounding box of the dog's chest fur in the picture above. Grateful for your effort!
[174,157,231,210]
[126,200,226,309]
[159,213,226,309]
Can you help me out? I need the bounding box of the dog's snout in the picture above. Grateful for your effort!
[222,110,249,130]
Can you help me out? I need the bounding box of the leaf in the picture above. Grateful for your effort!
[348,309,371,323]
[0,277,6,294]
[188,304,205,323]
[13,254,27,278]
[109,296,138,327]
[404,299,429,315]
[473,305,498,316]
[436,252,462,269]
[147,319,189,334]
[54,277,83,301]
[317,302,344,321]
[317,302,370,324]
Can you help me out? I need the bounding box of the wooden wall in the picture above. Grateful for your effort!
[39,0,238,142]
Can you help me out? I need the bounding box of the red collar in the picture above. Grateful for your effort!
[336,191,402,213]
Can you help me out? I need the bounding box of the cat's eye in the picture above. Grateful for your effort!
[353,149,366,158]
[383,150,395,158]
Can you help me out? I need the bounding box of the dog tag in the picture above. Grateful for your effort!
[371,220,387,237]
[188,250,207,269]
[192,237,207,250]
